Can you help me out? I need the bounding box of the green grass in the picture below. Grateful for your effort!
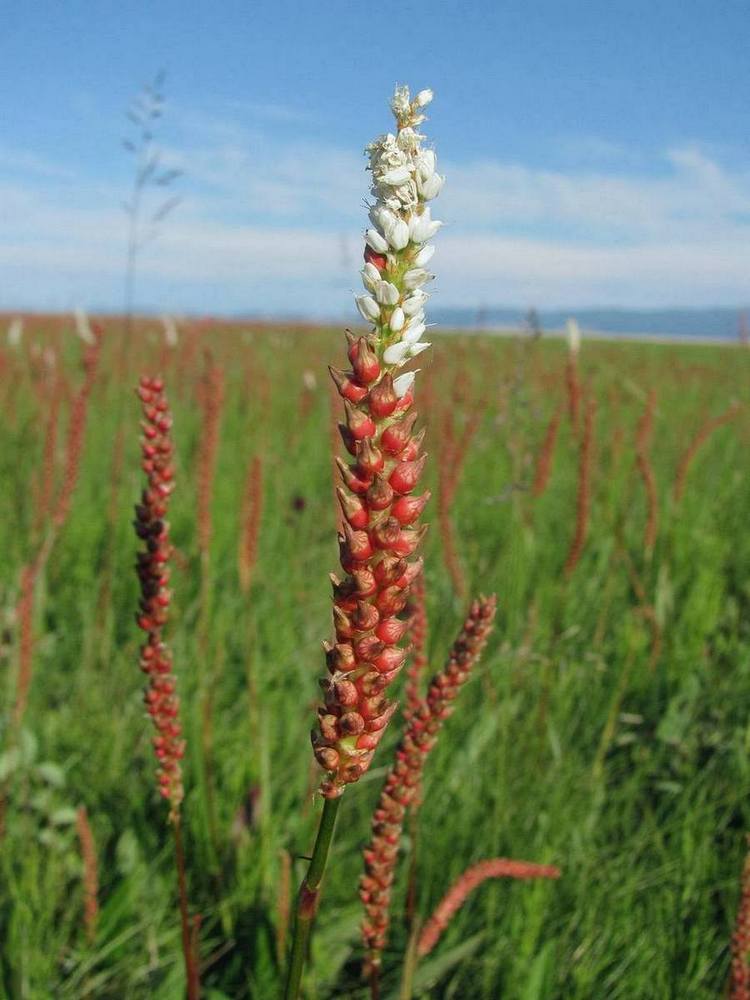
[1,319,749,998]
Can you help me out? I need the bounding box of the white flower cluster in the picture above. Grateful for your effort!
[354,85,444,397]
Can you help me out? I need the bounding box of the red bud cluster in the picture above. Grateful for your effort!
[133,376,185,821]
[360,595,497,964]
[312,332,431,799]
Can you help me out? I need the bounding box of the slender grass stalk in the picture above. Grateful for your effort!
[75,806,99,945]
[531,402,563,498]
[564,393,596,577]
[635,389,658,555]
[284,796,341,1000]
[672,401,741,503]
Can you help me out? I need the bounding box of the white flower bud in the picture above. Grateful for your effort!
[365,228,389,254]
[419,172,444,201]
[413,244,435,267]
[393,370,417,398]
[355,294,381,322]
[416,150,436,182]
[384,216,410,250]
[375,280,400,306]
[381,165,412,186]
[389,306,405,332]
[403,322,426,345]
[409,209,442,243]
[409,341,431,358]
[383,340,410,366]
[402,291,427,316]
[403,268,432,290]
[415,89,433,108]
[370,205,397,232]
[361,263,380,293]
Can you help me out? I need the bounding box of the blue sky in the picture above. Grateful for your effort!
[2,1,749,316]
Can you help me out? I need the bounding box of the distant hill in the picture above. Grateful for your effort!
[431,306,749,341]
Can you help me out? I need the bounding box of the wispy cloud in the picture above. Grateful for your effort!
[1,115,748,314]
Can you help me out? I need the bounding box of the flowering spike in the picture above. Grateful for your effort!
[311,85,443,800]
[133,376,185,822]
[417,858,561,958]
[360,595,497,966]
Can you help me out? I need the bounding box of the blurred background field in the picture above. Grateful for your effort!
[1,317,749,998]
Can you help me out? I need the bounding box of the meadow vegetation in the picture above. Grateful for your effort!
[0,318,749,998]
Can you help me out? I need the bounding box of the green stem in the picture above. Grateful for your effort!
[398,917,422,1000]
[173,818,200,1000]
[284,795,342,999]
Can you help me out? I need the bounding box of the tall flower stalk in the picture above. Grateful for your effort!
[284,84,444,1000]
[134,376,199,999]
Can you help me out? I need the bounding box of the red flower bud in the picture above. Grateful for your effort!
[392,526,427,556]
[329,366,369,403]
[338,423,357,456]
[364,245,387,271]
[375,617,410,644]
[373,555,407,586]
[352,600,380,631]
[380,412,418,456]
[391,491,431,525]
[344,400,376,440]
[366,474,395,511]
[368,373,398,419]
[375,585,408,616]
[336,457,372,495]
[372,646,406,674]
[356,438,384,476]
[342,523,374,562]
[400,427,426,462]
[354,635,384,661]
[337,487,369,529]
[352,568,377,597]
[348,335,380,384]
[389,454,427,495]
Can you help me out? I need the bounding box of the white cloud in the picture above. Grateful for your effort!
[0,122,748,313]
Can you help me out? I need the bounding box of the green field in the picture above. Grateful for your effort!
[1,319,749,998]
